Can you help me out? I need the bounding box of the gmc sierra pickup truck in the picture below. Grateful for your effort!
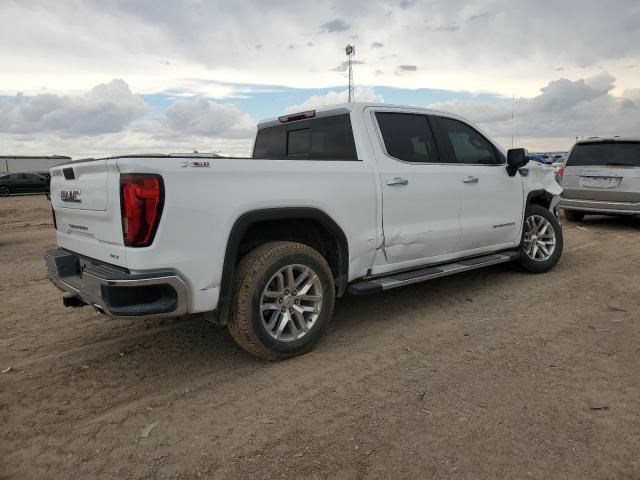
[46,103,563,360]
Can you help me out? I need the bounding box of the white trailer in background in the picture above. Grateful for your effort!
[0,156,71,174]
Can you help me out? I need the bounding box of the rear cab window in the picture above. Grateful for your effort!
[253,113,358,160]
[567,142,640,167]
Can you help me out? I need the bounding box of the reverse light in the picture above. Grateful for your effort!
[120,174,164,247]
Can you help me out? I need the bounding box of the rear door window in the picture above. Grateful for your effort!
[375,112,440,163]
[253,113,358,160]
[567,142,640,167]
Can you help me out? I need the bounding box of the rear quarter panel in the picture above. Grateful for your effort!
[116,157,380,313]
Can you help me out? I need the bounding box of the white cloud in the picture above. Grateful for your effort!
[0,80,256,158]
[2,1,639,97]
[429,73,640,150]
[0,130,253,159]
[623,88,640,101]
[0,79,147,135]
[285,86,383,113]
[161,97,255,139]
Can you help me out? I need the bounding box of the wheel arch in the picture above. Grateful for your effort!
[213,207,349,325]
[526,189,554,210]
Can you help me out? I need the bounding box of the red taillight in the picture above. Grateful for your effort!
[120,174,164,247]
[555,166,565,184]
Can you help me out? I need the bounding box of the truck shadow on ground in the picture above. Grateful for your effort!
[84,262,520,374]
[563,214,640,231]
[9,256,575,431]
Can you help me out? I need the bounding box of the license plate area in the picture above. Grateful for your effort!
[78,258,92,277]
[580,176,621,189]
[48,249,101,281]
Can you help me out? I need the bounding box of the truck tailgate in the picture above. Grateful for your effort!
[50,160,127,267]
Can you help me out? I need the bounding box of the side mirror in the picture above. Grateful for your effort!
[507,148,529,176]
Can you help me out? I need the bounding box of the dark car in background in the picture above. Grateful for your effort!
[558,137,640,220]
[0,172,50,197]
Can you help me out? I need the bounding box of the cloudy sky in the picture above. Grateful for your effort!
[1,0,639,157]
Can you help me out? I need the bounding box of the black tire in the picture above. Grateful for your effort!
[518,204,563,274]
[563,209,584,222]
[227,241,335,360]
[0,186,10,197]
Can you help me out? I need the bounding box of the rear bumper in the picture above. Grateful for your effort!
[558,197,640,215]
[45,248,189,318]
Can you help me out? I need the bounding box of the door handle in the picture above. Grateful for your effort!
[386,177,409,186]
[462,176,479,184]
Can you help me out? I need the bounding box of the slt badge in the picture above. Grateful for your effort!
[180,161,210,168]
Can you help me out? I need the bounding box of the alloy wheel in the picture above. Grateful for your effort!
[523,214,556,261]
[259,264,323,342]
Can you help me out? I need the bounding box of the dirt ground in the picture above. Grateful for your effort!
[1,194,639,480]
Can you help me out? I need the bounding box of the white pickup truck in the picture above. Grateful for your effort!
[46,103,563,359]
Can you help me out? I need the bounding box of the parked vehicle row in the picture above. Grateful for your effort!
[45,103,563,360]
[528,153,555,165]
[529,152,567,165]
[0,172,50,197]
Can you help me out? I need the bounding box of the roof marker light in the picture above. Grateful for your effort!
[278,110,316,123]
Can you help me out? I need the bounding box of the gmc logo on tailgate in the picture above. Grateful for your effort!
[60,190,82,203]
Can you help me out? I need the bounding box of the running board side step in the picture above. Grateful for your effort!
[348,252,520,295]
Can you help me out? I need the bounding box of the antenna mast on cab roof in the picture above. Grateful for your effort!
[345,45,355,103]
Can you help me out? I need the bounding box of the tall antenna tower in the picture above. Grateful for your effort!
[345,44,355,102]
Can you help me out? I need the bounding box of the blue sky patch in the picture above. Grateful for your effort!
[141,84,505,123]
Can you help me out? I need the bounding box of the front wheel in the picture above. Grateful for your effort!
[0,186,10,197]
[227,241,335,360]
[518,204,563,274]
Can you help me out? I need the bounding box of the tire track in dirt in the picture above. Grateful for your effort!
[7,316,203,371]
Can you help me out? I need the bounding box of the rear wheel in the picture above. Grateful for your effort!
[0,186,10,197]
[518,204,563,274]
[563,209,585,222]
[227,241,335,360]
